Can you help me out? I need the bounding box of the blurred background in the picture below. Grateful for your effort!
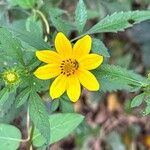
[1,0,150,149]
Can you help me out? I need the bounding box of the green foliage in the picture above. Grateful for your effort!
[11,0,37,9]
[116,53,132,69]
[0,28,24,65]
[88,11,150,34]
[75,0,87,33]
[94,64,148,92]
[0,90,18,123]
[50,100,59,112]
[60,97,74,113]
[0,124,21,150]
[50,15,74,36]
[92,38,110,57]
[144,104,150,116]
[26,16,43,38]
[8,24,50,50]
[32,113,84,147]
[15,87,30,108]
[49,7,74,35]
[0,87,9,106]
[29,91,50,144]
[131,93,145,108]
[49,8,67,17]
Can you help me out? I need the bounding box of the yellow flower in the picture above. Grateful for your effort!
[34,32,103,102]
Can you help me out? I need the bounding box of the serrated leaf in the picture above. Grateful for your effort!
[15,87,30,108]
[50,15,74,35]
[131,93,145,108]
[7,27,50,50]
[0,90,17,123]
[75,0,87,33]
[29,92,50,144]
[26,16,43,38]
[49,8,67,17]
[32,113,84,147]
[88,11,150,34]
[0,28,24,65]
[0,88,9,107]
[93,64,149,92]
[92,38,110,57]
[0,124,21,150]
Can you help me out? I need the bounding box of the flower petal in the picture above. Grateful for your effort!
[50,75,67,99]
[79,54,103,70]
[73,35,92,59]
[77,69,100,91]
[67,75,81,102]
[34,64,61,80]
[55,32,72,58]
[36,50,62,64]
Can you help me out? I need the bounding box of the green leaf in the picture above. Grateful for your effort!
[94,64,148,92]
[60,97,74,113]
[92,38,110,57]
[0,28,24,65]
[0,124,21,150]
[88,11,150,34]
[116,53,132,69]
[49,8,67,17]
[0,88,9,107]
[50,15,74,35]
[131,93,145,108]
[33,113,84,147]
[87,10,99,20]
[8,27,50,50]
[14,0,37,9]
[26,16,43,38]
[75,0,87,33]
[50,100,59,113]
[0,90,17,123]
[29,92,50,144]
[15,87,30,108]
[143,104,150,116]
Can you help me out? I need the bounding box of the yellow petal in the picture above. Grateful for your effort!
[50,75,67,99]
[73,35,92,59]
[34,64,60,80]
[67,75,81,102]
[55,32,72,58]
[79,54,103,70]
[36,50,62,64]
[77,69,100,91]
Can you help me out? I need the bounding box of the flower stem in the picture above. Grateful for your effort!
[26,124,35,150]
[70,31,91,42]
[33,9,50,41]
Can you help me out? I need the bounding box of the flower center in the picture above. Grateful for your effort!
[2,69,20,85]
[6,73,16,82]
[60,59,79,76]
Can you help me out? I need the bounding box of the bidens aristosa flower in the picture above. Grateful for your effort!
[34,32,103,102]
